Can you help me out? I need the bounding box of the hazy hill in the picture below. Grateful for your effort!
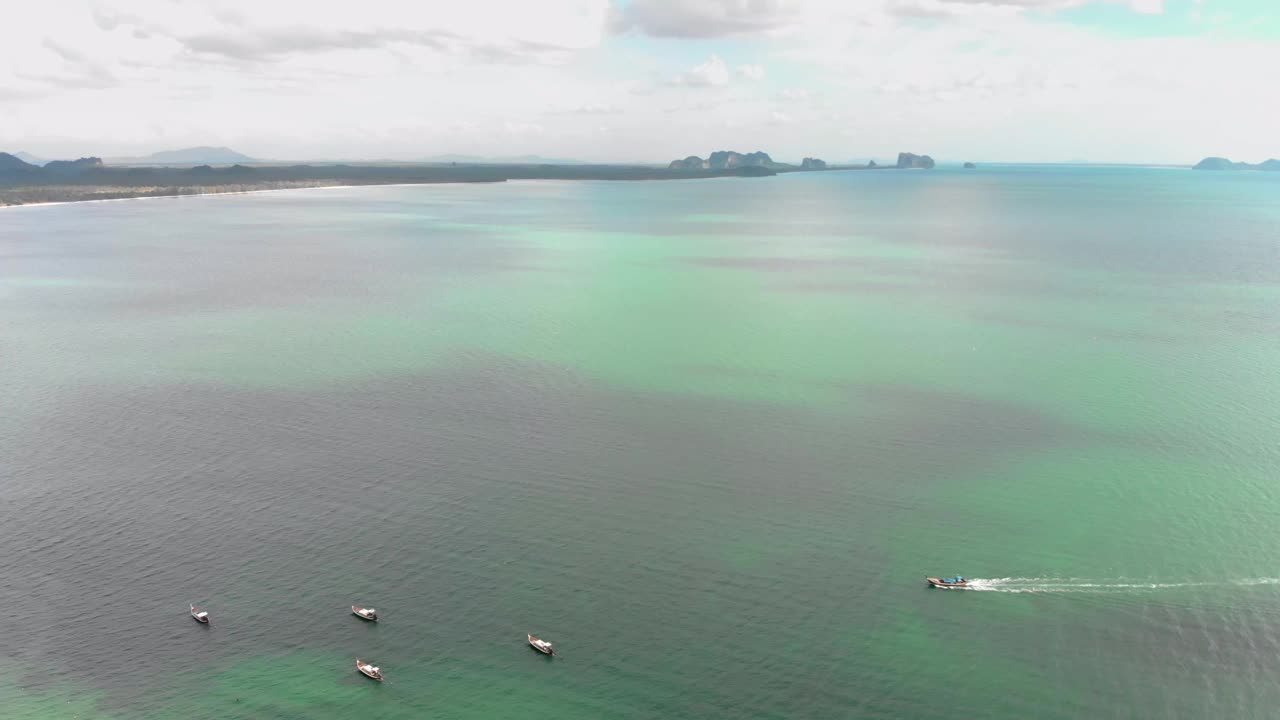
[1193,157,1280,171]
[109,146,257,165]
[44,157,105,175]
[14,151,48,166]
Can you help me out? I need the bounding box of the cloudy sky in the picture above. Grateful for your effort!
[3,0,1277,163]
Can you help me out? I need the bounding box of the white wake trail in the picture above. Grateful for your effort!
[963,577,1280,593]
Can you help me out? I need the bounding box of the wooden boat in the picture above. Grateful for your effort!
[190,603,210,623]
[527,633,555,656]
[926,576,970,589]
[351,605,378,622]
[355,658,384,681]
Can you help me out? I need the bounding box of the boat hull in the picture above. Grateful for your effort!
[355,659,383,681]
[527,634,554,656]
[926,577,969,589]
[352,606,378,622]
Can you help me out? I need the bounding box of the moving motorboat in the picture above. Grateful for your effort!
[355,658,384,681]
[926,576,970,589]
[352,605,378,622]
[190,603,210,623]
[527,634,555,656]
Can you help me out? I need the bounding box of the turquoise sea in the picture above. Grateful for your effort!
[1,166,1279,718]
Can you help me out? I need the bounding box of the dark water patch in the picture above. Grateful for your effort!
[0,196,542,317]
[0,358,1125,716]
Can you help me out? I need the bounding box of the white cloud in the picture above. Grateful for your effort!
[1128,0,1163,14]
[503,121,545,135]
[0,0,1273,164]
[671,54,731,87]
[613,0,801,38]
[550,103,623,115]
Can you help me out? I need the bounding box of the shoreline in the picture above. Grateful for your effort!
[0,171,787,210]
[0,182,445,210]
[0,162,789,209]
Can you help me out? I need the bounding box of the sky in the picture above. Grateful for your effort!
[2,0,1277,164]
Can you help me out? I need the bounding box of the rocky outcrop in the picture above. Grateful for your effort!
[43,157,104,176]
[669,150,776,171]
[800,157,827,170]
[668,155,709,170]
[867,160,877,168]
[896,152,935,169]
[963,162,976,169]
[708,150,773,169]
[1193,157,1280,171]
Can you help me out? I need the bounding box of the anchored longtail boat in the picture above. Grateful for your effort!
[356,658,383,681]
[527,633,555,656]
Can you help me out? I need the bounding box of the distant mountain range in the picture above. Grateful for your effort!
[1192,156,1280,171]
[7,146,258,167]
[107,146,257,165]
[0,152,103,178]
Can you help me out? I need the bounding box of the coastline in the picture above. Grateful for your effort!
[0,175,768,211]
[0,182,436,210]
[0,162,798,209]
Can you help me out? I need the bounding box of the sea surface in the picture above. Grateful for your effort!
[1,166,1279,719]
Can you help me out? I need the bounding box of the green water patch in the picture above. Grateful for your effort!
[155,649,654,719]
[853,608,1080,718]
[39,218,1276,453]
[158,651,416,720]
[894,446,1280,581]
[0,658,120,720]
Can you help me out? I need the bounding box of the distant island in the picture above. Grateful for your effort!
[1,147,934,207]
[896,152,935,169]
[1192,157,1280,171]
[963,162,977,169]
[668,150,936,173]
[668,150,783,172]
